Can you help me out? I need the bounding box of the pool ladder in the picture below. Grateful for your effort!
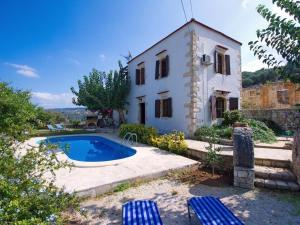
[123,132,137,145]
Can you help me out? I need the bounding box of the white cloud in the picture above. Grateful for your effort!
[241,0,251,9]
[5,63,39,78]
[99,54,106,61]
[31,92,75,108]
[242,59,267,72]
[67,57,80,66]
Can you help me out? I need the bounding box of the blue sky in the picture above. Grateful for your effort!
[0,0,278,108]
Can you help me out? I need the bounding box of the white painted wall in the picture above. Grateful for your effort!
[192,22,242,127]
[127,25,191,134]
[126,21,241,136]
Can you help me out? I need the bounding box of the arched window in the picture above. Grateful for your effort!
[216,97,226,118]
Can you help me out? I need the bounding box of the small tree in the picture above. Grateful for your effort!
[249,0,300,81]
[71,61,130,124]
[204,127,222,176]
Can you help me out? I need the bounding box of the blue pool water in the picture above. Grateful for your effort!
[45,136,136,162]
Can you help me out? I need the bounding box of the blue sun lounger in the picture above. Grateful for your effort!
[187,196,244,225]
[122,200,163,225]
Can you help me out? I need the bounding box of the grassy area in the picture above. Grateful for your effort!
[30,128,97,137]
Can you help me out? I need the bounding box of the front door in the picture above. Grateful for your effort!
[139,103,146,124]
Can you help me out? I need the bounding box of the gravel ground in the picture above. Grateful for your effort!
[73,179,300,225]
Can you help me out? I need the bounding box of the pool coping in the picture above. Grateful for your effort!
[27,134,140,168]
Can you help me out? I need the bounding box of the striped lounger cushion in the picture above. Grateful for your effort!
[123,200,163,225]
[188,196,244,225]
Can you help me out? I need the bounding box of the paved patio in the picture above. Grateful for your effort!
[186,139,292,161]
[28,134,198,197]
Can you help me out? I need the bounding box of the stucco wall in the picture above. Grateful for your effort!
[126,21,241,136]
[126,25,191,134]
[193,23,242,127]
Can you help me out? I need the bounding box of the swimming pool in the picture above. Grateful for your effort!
[45,135,136,163]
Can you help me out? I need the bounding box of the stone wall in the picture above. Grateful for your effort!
[242,108,300,130]
[292,129,300,184]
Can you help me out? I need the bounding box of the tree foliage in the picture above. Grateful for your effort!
[71,61,130,123]
[0,139,79,224]
[0,82,37,141]
[249,0,300,80]
[0,82,79,224]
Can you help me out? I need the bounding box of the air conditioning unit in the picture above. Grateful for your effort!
[201,54,212,65]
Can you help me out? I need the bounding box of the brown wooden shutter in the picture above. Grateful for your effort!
[140,67,145,84]
[214,51,217,73]
[161,58,166,78]
[135,69,140,85]
[229,97,239,110]
[217,54,223,74]
[211,96,217,120]
[162,99,167,117]
[225,55,231,75]
[165,55,169,76]
[155,100,161,118]
[155,60,160,79]
[167,97,172,117]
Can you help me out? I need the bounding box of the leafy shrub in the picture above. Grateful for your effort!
[222,110,244,126]
[194,125,232,141]
[216,126,233,139]
[0,138,79,224]
[119,123,157,145]
[71,120,81,128]
[245,119,277,143]
[151,131,187,154]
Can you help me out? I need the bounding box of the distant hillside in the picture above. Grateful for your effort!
[242,68,300,88]
[46,107,86,121]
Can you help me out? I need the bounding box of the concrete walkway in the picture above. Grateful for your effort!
[186,139,292,161]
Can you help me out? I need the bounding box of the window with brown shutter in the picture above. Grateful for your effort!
[155,100,160,118]
[162,98,172,117]
[215,47,230,75]
[162,99,168,117]
[217,53,223,74]
[155,55,169,79]
[225,55,231,75]
[135,69,140,85]
[140,67,145,84]
[229,97,238,110]
[216,97,225,118]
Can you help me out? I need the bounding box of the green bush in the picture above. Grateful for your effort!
[71,120,81,128]
[222,110,244,126]
[151,131,187,154]
[119,123,157,145]
[216,126,233,139]
[245,119,277,143]
[194,125,232,140]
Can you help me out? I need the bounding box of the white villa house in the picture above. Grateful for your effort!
[126,18,242,136]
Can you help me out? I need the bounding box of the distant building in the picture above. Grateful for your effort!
[126,18,242,136]
[241,81,300,109]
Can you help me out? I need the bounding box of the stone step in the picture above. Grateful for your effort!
[255,165,297,182]
[255,158,290,168]
[254,178,300,191]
